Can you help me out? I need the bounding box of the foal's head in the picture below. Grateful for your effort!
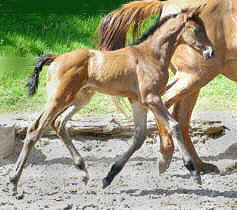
[176,4,214,59]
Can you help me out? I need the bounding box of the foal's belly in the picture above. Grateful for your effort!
[89,78,139,100]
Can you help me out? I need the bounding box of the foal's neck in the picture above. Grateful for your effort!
[141,16,186,67]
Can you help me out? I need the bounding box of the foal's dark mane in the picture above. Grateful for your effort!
[131,13,179,46]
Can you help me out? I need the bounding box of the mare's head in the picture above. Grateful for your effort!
[175,4,214,60]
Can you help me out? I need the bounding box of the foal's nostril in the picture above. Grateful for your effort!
[210,48,215,57]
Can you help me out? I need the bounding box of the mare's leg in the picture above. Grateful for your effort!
[53,91,94,184]
[172,91,219,173]
[145,93,201,184]
[158,75,219,174]
[103,100,147,188]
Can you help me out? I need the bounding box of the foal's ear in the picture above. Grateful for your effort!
[188,3,207,18]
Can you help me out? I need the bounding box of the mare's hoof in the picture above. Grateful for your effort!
[102,178,111,189]
[199,163,220,175]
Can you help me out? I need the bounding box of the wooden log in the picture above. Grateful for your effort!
[0,113,157,139]
[0,113,225,140]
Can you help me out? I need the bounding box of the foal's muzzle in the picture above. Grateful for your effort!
[202,46,215,60]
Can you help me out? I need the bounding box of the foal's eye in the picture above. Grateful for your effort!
[193,27,200,34]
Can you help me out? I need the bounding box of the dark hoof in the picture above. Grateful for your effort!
[16,192,24,200]
[192,173,202,185]
[102,178,111,189]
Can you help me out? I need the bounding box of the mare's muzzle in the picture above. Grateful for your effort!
[202,46,215,60]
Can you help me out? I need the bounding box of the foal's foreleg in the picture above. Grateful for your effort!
[156,120,174,174]
[172,90,219,174]
[146,94,201,184]
[160,76,219,174]
[103,101,147,188]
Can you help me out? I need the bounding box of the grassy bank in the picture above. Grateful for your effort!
[0,14,236,114]
[0,14,102,56]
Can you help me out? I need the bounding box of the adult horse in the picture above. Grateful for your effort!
[9,6,214,196]
[96,0,237,174]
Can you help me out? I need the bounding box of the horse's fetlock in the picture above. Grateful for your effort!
[183,159,195,172]
[75,158,86,170]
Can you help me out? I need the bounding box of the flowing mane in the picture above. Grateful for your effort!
[131,13,178,46]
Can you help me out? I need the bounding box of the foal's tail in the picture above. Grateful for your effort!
[27,54,57,96]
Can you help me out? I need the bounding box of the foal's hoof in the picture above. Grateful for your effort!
[192,173,202,185]
[15,191,24,200]
[102,178,111,189]
[158,153,172,175]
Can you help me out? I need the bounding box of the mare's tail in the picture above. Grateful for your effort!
[96,0,164,50]
[27,54,57,96]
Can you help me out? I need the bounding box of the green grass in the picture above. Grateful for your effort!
[0,13,236,114]
[0,14,102,56]
[194,75,237,112]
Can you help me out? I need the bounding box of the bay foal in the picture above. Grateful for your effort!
[9,5,214,196]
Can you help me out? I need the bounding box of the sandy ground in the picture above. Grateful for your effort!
[0,111,237,210]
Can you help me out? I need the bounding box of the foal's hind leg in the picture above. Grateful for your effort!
[103,100,147,188]
[53,92,94,184]
[9,105,64,196]
[145,93,202,184]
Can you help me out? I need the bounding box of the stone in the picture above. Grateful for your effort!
[0,123,15,158]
